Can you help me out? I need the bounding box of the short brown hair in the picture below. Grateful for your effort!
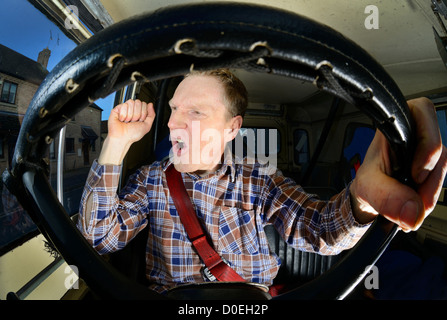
[187,69,248,118]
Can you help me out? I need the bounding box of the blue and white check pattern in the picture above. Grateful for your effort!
[78,153,371,293]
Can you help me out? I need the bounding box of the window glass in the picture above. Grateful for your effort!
[0,0,114,253]
[341,124,375,182]
[0,0,73,252]
[293,129,309,165]
[436,107,447,188]
[436,108,447,146]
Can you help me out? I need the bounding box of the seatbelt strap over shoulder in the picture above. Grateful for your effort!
[165,164,245,282]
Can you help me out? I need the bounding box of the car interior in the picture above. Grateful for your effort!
[1,0,447,301]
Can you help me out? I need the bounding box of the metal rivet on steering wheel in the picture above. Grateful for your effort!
[3,2,415,300]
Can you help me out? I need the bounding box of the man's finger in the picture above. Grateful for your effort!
[352,131,424,231]
[144,102,156,124]
[418,145,447,217]
[131,99,142,122]
[364,172,423,231]
[408,98,443,184]
[125,100,134,122]
[118,102,129,122]
[140,101,148,121]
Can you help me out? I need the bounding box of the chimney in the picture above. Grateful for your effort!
[37,47,51,69]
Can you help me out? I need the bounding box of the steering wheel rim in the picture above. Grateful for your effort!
[3,2,415,300]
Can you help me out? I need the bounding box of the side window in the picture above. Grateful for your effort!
[436,107,447,187]
[49,141,56,159]
[0,1,80,254]
[341,124,375,182]
[0,0,117,299]
[50,106,103,215]
[437,107,447,145]
[293,129,309,165]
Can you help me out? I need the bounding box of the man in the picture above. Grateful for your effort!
[78,69,447,293]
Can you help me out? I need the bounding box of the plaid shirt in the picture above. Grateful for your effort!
[78,153,370,293]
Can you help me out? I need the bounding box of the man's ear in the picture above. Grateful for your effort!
[225,115,243,142]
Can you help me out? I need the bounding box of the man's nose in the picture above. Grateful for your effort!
[167,111,187,130]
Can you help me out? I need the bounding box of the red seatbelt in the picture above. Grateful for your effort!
[165,164,245,282]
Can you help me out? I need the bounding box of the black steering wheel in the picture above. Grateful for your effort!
[3,2,415,300]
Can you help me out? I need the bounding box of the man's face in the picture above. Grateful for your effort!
[168,75,242,175]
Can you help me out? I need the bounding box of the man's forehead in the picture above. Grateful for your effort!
[170,75,226,109]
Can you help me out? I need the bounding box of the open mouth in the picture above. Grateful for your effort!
[173,137,187,157]
[177,138,184,150]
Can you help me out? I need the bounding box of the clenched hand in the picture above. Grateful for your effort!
[350,97,447,232]
[99,99,156,165]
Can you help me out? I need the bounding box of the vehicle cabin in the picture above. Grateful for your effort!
[0,0,446,301]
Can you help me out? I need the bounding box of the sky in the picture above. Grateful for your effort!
[0,0,114,119]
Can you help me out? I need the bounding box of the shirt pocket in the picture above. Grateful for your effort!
[218,206,260,255]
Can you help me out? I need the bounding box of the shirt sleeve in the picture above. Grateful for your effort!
[77,159,149,254]
[263,169,372,255]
